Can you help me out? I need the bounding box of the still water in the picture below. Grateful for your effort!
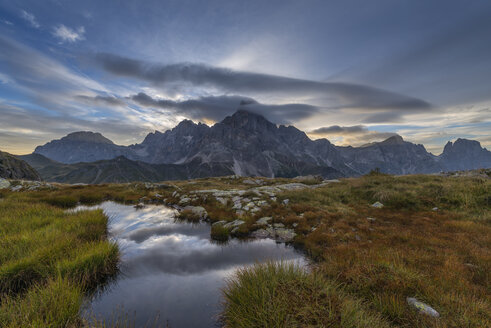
[74,202,306,327]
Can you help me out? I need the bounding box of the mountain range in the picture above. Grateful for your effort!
[7,110,491,183]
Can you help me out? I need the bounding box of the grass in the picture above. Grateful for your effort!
[222,261,391,328]
[1,173,489,327]
[222,174,491,327]
[0,196,119,327]
[211,224,230,242]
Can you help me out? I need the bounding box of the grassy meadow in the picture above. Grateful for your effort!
[0,172,489,327]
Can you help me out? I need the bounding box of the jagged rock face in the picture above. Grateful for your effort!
[34,131,131,164]
[337,136,442,175]
[31,110,490,180]
[133,110,350,177]
[439,138,491,171]
[0,151,41,180]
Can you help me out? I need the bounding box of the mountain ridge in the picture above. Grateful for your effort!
[31,110,491,181]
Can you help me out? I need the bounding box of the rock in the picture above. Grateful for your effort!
[10,185,22,192]
[242,179,257,185]
[273,228,296,242]
[216,197,228,205]
[276,183,310,191]
[223,219,245,229]
[250,207,260,213]
[270,197,277,202]
[256,217,272,225]
[293,175,323,182]
[134,203,145,209]
[183,206,208,219]
[154,193,163,198]
[273,223,285,228]
[251,229,270,239]
[232,202,242,210]
[406,297,439,317]
[355,235,361,241]
[371,201,384,208]
[179,197,191,205]
[292,223,298,227]
[366,217,376,222]
[236,210,245,217]
[282,199,290,205]
[432,207,438,211]
[212,220,227,226]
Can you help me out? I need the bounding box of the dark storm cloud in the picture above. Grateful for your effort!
[95,53,432,111]
[131,92,318,124]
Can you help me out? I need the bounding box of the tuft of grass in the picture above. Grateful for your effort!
[222,261,391,328]
[0,277,83,328]
[211,224,230,242]
[0,197,119,326]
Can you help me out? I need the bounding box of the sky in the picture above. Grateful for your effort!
[0,0,490,155]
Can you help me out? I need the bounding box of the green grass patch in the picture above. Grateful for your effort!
[222,261,391,328]
[0,197,119,326]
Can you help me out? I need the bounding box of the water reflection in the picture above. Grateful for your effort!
[78,202,305,327]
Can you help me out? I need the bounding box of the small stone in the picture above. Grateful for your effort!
[154,193,162,198]
[282,199,289,205]
[270,197,277,202]
[182,206,208,219]
[273,223,285,228]
[292,223,298,228]
[355,235,361,241]
[273,228,296,242]
[256,217,272,225]
[11,185,22,192]
[223,219,245,229]
[371,201,384,208]
[212,220,227,226]
[216,197,228,205]
[179,197,191,205]
[366,217,376,222]
[406,297,439,317]
[243,179,257,185]
[0,178,11,189]
[251,229,270,239]
[432,207,438,211]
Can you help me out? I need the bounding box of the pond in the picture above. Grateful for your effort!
[74,202,306,327]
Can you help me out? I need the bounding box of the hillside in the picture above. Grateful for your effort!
[0,151,41,180]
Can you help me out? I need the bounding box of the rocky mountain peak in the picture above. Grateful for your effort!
[61,131,114,144]
[380,135,405,145]
[220,109,276,131]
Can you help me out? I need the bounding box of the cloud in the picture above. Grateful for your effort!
[94,53,433,112]
[76,95,126,106]
[309,124,397,146]
[0,35,106,102]
[20,10,39,28]
[131,92,318,124]
[52,25,85,43]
